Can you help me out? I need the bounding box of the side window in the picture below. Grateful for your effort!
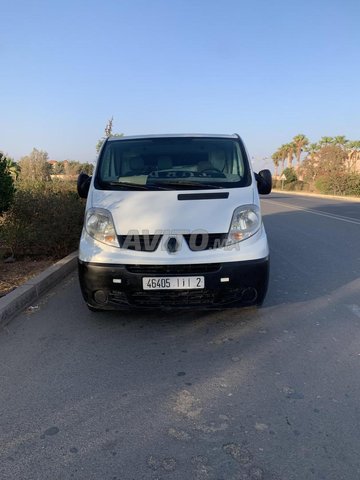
[234,143,244,177]
[100,146,118,180]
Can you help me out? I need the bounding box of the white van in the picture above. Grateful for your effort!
[77,134,272,311]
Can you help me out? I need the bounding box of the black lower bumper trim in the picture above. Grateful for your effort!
[78,258,269,310]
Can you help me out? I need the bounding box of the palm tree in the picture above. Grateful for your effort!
[271,151,280,177]
[308,143,319,153]
[319,136,334,147]
[278,145,288,174]
[283,143,295,168]
[292,134,309,165]
[333,136,348,149]
[306,143,319,160]
[4,156,19,180]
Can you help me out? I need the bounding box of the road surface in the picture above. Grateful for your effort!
[1,192,360,480]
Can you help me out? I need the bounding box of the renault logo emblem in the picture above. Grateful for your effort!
[166,237,179,254]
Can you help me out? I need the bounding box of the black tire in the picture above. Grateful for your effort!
[87,304,101,312]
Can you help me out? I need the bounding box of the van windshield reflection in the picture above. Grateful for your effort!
[96,137,251,190]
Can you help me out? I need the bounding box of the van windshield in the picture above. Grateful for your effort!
[96,137,251,190]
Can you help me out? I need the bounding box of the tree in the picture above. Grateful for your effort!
[49,160,94,176]
[52,161,65,175]
[313,145,347,194]
[333,136,348,149]
[0,152,15,213]
[278,144,288,174]
[301,155,318,183]
[319,136,334,147]
[308,143,319,154]
[292,134,309,165]
[18,148,51,182]
[283,143,295,168]
[96,116,123,153]
[80,162,94,175]
[271,151,280,177]
[104,116,113,137]
[64,160,82,176]
[3,157,20,180]
[282,167,297,184]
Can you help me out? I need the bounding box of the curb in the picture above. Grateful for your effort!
[0,251,78,329]
[271,189,360,203]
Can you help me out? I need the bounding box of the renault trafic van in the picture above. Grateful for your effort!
[77,134,271,311]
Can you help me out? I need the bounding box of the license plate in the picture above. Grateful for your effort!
[143,276,205,290]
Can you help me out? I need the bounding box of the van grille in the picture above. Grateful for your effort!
[129,290,215,306]
[109,289,215,307]
[183,233,227,251]
[117,233,228,252]
[118,234,162,252]
[108,287,252,308]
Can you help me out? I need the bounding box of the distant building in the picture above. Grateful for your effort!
[47,160,58,169]
[347,150,360,173]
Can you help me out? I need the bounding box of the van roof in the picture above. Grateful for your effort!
[107,133,240,142]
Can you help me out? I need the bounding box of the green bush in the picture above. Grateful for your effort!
[0,153,15,214]
[274,174,360,196]
[273,179,311,192]
[315,174,360,196]
[284,180,310,191]
[0,180,85,258]
[283,167,297,184]
[342,174,360,196]
[315,176,332,194]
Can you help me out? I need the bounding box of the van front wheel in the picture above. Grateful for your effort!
[87,304,100,312]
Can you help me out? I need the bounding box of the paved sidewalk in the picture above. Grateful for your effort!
[0,251,78,328]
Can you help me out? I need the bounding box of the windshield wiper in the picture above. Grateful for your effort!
[106,181,167,190]
[147,181,224,189]
[106,181,149,189]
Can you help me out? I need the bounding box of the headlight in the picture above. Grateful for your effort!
[227,204,261,244]
[85,208,119,247]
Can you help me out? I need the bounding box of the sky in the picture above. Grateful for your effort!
[1,0,359,171]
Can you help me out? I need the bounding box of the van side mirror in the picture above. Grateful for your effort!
[256,169,272,195]
[77,172,91,199]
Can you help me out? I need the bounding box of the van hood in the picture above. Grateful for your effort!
[90,187,255,235]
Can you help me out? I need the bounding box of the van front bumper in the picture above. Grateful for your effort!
[78,258,270,310]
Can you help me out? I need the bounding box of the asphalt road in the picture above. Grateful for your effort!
[1,192,360,480]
